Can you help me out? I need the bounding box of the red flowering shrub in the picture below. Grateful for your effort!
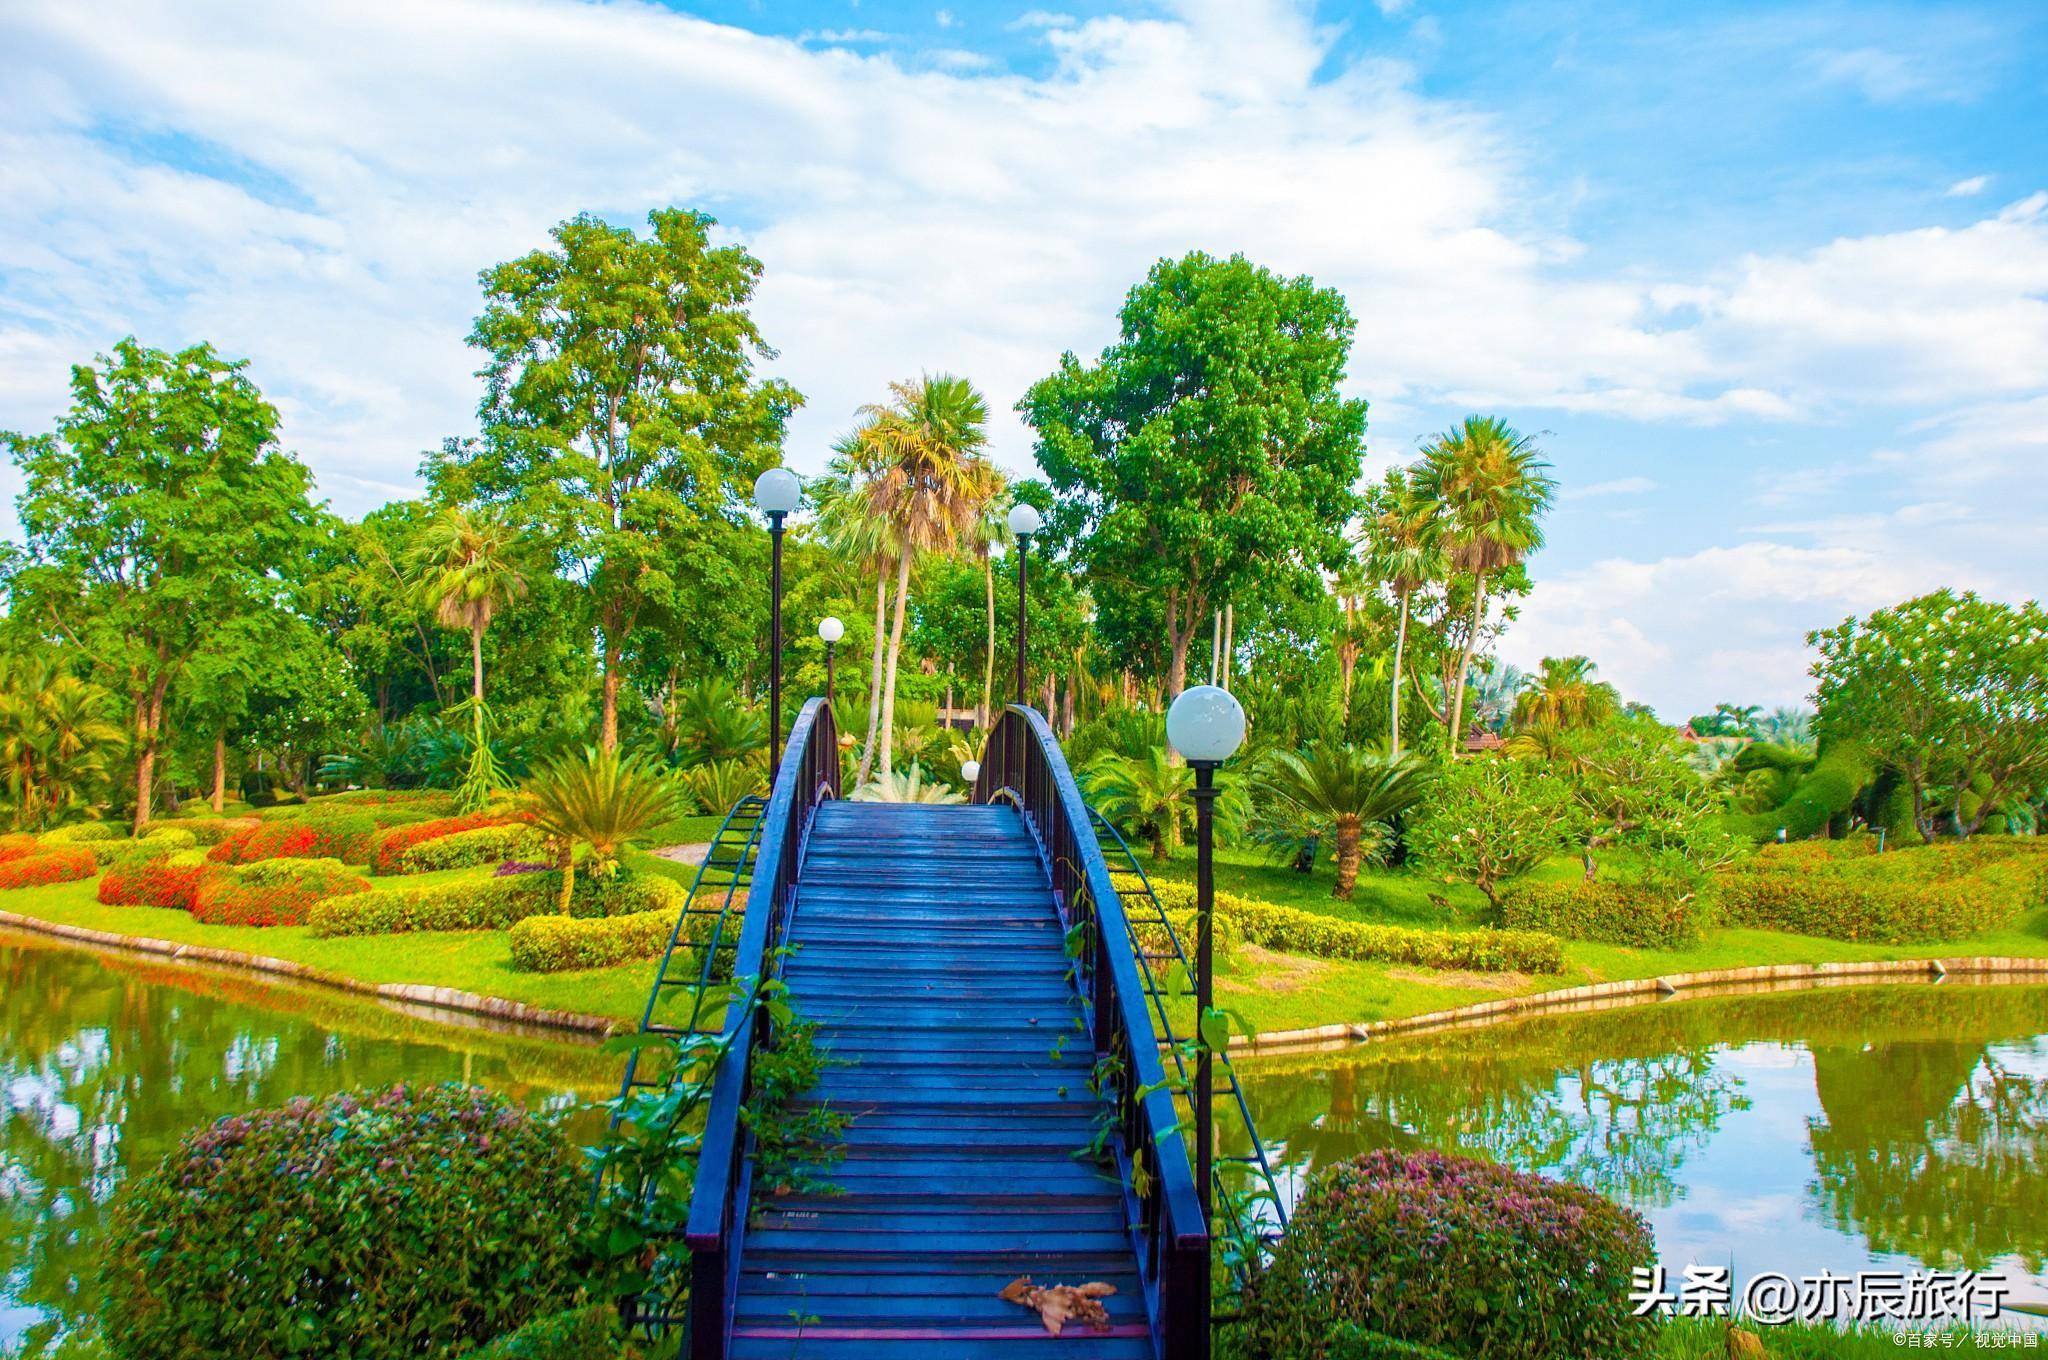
[0,834,40,864]
[191,859,370,927]
[99,853,211,910]
[369,813,517,875]
[207,814,381,866]
[0,846,99,890]
[1244,1149,1658,1360]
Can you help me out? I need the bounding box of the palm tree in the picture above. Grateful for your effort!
[525,746,679,914]
[813,439,902,784]
[1254,742,1434,898]
[845,374,991,776]
[1410,417,1554,751]
[962,467,1012,728]
[0,658,123,831]
[1513,656,1621,732]
[1083,746,1194,862]
[408,504,528,728]
[1362,467,1447,758]
[1757,706,1816,750]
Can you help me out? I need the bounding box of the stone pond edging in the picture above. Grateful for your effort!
[0,909,620,1036]
[1233,955,2048,1054]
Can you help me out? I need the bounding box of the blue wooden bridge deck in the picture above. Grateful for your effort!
[644,700,1273,1360]
[734,800,1151,1357]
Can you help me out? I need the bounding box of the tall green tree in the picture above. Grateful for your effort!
[1362,467,1447,757]
[436,209,802,750]
[409,504,529,719]
[1020,252,1367,695]
[1514,656,1622,732]
[0,655,124,829]
[3,339,322,830]
[1410,417,1554,749]
[813,434,903,783]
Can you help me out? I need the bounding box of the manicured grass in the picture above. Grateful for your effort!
[646,813,726,847]
[1659,1316,2037,1356]
[1139,842,2048,1035]
[0,878,657,1024]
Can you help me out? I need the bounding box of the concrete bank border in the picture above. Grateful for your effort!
[1235,956,2048,1054]
[0,909,620,1036]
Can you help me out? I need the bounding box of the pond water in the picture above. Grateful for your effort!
[0,931,617,1359]
[1236,980,2048,1324]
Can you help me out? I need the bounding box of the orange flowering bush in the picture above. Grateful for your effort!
[207,815,380,866]
[0,846,99,889]
[190,860,370,927]
[99,853,211,910]
[368,812,519,875]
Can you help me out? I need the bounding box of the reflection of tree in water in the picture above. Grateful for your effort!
[0,938,609,1358]
[1238,1036,1744,1209]
[1808,1036,2048,1274]
[1235,984,2048,1228]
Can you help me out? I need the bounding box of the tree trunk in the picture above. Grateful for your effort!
[1447,572,1489,751]
[878,546,914,777]
[131,679,168,835]
[982,553,996,729]
[1390,589,1412,758]
[211,728,227,812]
[1332,818,1362,899]
[1211,609,1223,684]
[600,644,621,752]
[1220,603,1234,691]
[471,622,486,710]
[1167,626,1192,698]
[858,573,890,784]
[557,848,576,915]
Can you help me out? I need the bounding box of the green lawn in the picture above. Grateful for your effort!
[646,813,726,847]
[1141,843,2048,1035]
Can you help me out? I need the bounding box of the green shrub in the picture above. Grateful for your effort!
[1136,879,1565,974]
[1497,880,1706,949]
[137,826,199,852]
[168,814,262,845]
[508,907,677,972]
[100,1083,589,1360]
[40,821,118,846]
[308,869,686,938]
[1321,1327,1462,1360]
[399,823,547,874]
[456,1304,633,1360]
[1722,742,1872,842]
[372,812,523,874]
[1244,1149,1657,1360]
[1717,840,2047,943]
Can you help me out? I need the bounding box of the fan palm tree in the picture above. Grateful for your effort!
[1756,706,1817,750]
[525,746,680,914]
[844,375,992,776]
[1254,742,1435,898]
[1410,418,1555,750]
[1514,656,1622,732]
[962,467,1012,728]
[1363,467,1448,757]
[1083,746,1195,862]
[813,439,902,784]
[0,658,123,830]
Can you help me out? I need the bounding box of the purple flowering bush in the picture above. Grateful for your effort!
[99,1083,589,1360]
[1243,1149,1659,1360]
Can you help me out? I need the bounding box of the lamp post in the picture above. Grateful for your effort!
[1007,502,1042,705]
[818,616,844,708]
[960,758,980,801]
[754,467,801,776]
[1165,684,1246,1251]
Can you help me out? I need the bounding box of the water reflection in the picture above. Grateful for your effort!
[0,932,616,1358]
[1236,983,2048,1308]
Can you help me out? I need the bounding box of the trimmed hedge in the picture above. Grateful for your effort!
[99,851,212,910]
[99,1083,588,1360]
[1323,1327,1462,1360]
[1497,880,1706,950]
[40,821,119,846]
[457,1304,633,1360]
[192,859,371,927]
[1718,840,2047,943]
[210,813,383,866]
[1722,742,1872,843]
[137,826,199,853]
[398,823,547,874]
[310,868,689,938]
[0,846,99,890]
[1244,1149,1658,1360]
[372,813,519,874]
[1136,878,1565,975]
[167,815,263,846]
[507,907,676,972]
[0,833,41,863]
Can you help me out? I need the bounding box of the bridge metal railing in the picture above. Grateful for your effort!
[974,704,1210,1357]
[684,696,839,1360]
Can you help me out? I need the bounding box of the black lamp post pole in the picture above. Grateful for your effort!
[1014,532,1031,705]
[768,511,786,779]
[1192,759,1219,1231]
[824,640,836,709]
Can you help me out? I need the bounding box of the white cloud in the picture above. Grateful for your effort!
[1946,174,1990,197]
[1565,476,1655,499]
[1808,46,1942,102]
[934,8,956,29]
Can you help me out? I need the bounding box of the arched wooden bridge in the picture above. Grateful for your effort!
[608,698,1284,1360]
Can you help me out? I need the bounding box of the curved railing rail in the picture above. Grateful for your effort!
[1090,806,1288,1313]
[974,705,1209,1354]
[685,696,839,1360]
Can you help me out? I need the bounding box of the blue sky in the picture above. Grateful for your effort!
[1,0,2043,717]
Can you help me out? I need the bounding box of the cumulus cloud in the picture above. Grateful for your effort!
[1946,174,1990,197]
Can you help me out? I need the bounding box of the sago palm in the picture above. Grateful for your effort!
[1254,742,1435,898]
[525,746,679,914]
[1084,746,1194,862]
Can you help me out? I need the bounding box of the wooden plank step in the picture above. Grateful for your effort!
[733,1292,1144,1324]
[754,1204,1128,1234]
[729,1332,1152,1359]
[743,1227,1136,1256]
